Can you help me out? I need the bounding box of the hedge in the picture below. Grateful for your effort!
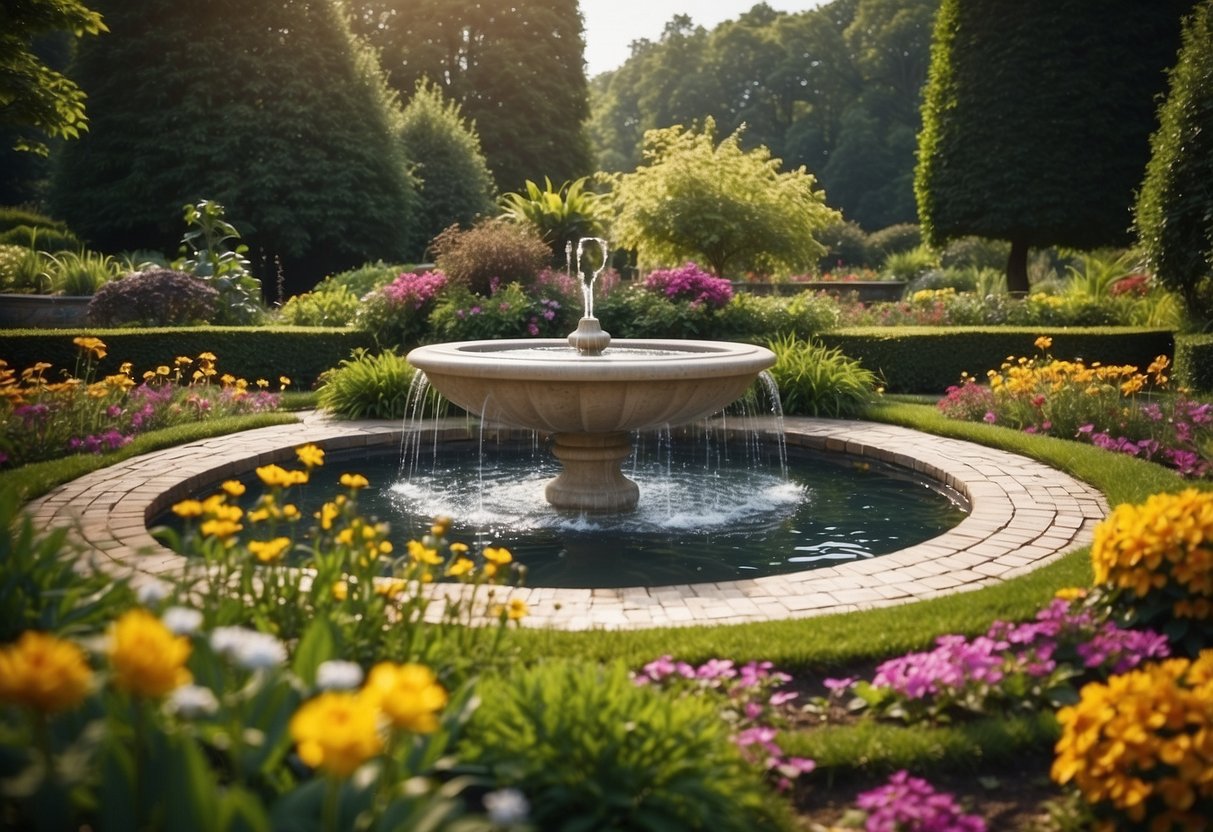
[0,327,374,390]
[817,327,1176,394]
[1175,333,1213,393]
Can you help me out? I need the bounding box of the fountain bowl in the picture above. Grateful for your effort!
[406,336,776,512]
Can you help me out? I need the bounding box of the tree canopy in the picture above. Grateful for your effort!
[610,119,840,278]
[916,0,1195,293]
[589,0,937,230]
[1136,0,1213,322]
[49,0,417,296]
[347,0,593,193]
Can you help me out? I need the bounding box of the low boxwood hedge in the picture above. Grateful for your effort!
[0,327,374,390]
[1175,333,1213,393]
[817,327,1175,394]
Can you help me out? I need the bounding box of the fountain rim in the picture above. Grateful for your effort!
[406,338,776,382]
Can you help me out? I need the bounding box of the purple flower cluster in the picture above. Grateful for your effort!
[937,381,996,422]
[635,655,814,790]
[1077,405,1211,477]
[855,770,987,832]
[829,599,1169,719]
[68,430,132,454]
[378,270,448,311]
[642,263,733,310]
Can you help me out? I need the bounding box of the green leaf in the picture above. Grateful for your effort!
[291,618,339,686]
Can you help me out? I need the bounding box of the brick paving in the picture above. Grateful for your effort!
[26,412,1107,630]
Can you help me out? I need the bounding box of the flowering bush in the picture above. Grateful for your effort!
[1091,489,1213,657]
[428,273,580,342]
[634,655,815,791]
[0,338,282,469]
[1051,650,1213,831]
[823,596,1169,724]
[355,268,449,346]
[938,337,1212,478]
[642,262,734,309]
[841,770,988,832]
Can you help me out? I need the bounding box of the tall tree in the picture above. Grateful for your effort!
[399,81,497,253]
[916,0,1195,294]
[348,0,592,192]
[49,0,417,296]
[1136,0,1213,322]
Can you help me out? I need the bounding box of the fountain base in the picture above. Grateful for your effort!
[545,431,639,512]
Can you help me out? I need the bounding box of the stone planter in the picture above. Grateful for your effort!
[733,280,907,303]
[0,294,92,329]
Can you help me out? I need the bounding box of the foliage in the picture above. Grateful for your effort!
[42,249,120,295]
[349,0,593,192]
[1136,0,1213,323]
[325,261,410,298]
[1090,489,1213,657]
[316,349,425,421]
[867,223,923,258]
[355,270,449,347]
[429,280,577,342]
[916,0,1194,292]
[611,119,839,278]
[881,245,938,282]
[429,218,551,295]
[938,337,1211,477]
[0,223,82,252]
[277,280,361,328]
[594,281,715,339]
[172,200,264,325]
[0,338,282,468]
[458,659,794,832]
[398,80,497,253]
[1052,649,1213,831]
[0,244,51,293]
[767,335,881,417]
[816,219,874,271]
[713,291,842,343]
[0,0,107,155]
[87,267,219,327]
[0,207,67,235]
[498,176,609,267]
[50,0,418,295]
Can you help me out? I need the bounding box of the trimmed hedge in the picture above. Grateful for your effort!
[817,327,1175,394]
[1175,333,1213,393]
[0,327,374,390]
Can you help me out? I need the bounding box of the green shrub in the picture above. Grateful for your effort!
[172,200,264,325]
[44,250,121,295]
[356,270,449,347]
[458,660,792,832]
[430,218,551,295]
[910,266,982,293]
[316,349,422,419]
[498,176,609,266]
[87,268,219,327]
[882,245,939,282]
[595,282,712,338]
[714,291,841,342]
[0,224,83,253]
[1176,334,1213,392]
[429,283,539,341]
[324,261,410,298]
[0,207,67,236]
[940,236,1010,270]
[816,219,873,270]
[867,223,923,258]
[0,244,48,292]
[277,280,361,327]
[767,335,881,417]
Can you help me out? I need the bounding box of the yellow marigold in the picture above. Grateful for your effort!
[256,464,309,488]
[295,443,325,469]
[339,473,369,490]
[249,537,292,563]
[290,691,383,778]
[1053,651,1213,829]
[0,631,93,713]
[363,662,447,733]
[108,609,192,698]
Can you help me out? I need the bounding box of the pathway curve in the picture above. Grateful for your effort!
[27,412,1107,630]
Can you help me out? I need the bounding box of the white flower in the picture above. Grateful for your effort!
[483,788,529,826]
[135,578,171,605]
[167,684,219,718]
[161,606,203,635]
[210,626,287,671]
[316,660,364,690]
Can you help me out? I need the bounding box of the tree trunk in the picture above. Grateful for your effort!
[1006,238,1030,296]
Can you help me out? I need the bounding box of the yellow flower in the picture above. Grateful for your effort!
[505,598,529,621]
[200,519,243,540]
[407,539,442,565]
[483,546,513,565]
[197,352,217,363]
[1033,335,1053,351]
[73,336,107,359]
[450,542,469,555]
[256,464,309,488]
[0,631,93,713]
[375,578,408,598]
[1054,587,1088,602]
[339,473,369,490]
[249,537,292,563]
[289,691,383,778]
[172,499,205,518]
[445,557,474,578]
[363,662,448,733]
[296,443,325,469]
[256,378,269,389]
[221,480,246,497]
[108,609,192,698]
[279,376,291,390]
[316,501,341,531]
[331,581,349,601]
[175,355,192,366]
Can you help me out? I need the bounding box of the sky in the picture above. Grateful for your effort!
[580,0,830,76]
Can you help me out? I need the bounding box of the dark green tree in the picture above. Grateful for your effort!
[1136,0,1213,322]
[916,0,1195,294]
[348,0,592,193]
[399,81,497,254]
[49,0,417,296]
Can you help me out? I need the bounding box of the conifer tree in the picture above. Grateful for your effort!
[50,0,418,295]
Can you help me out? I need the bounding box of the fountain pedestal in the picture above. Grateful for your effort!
[545,431,640,512]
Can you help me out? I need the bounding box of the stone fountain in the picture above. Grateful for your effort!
[406,239,775,512]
